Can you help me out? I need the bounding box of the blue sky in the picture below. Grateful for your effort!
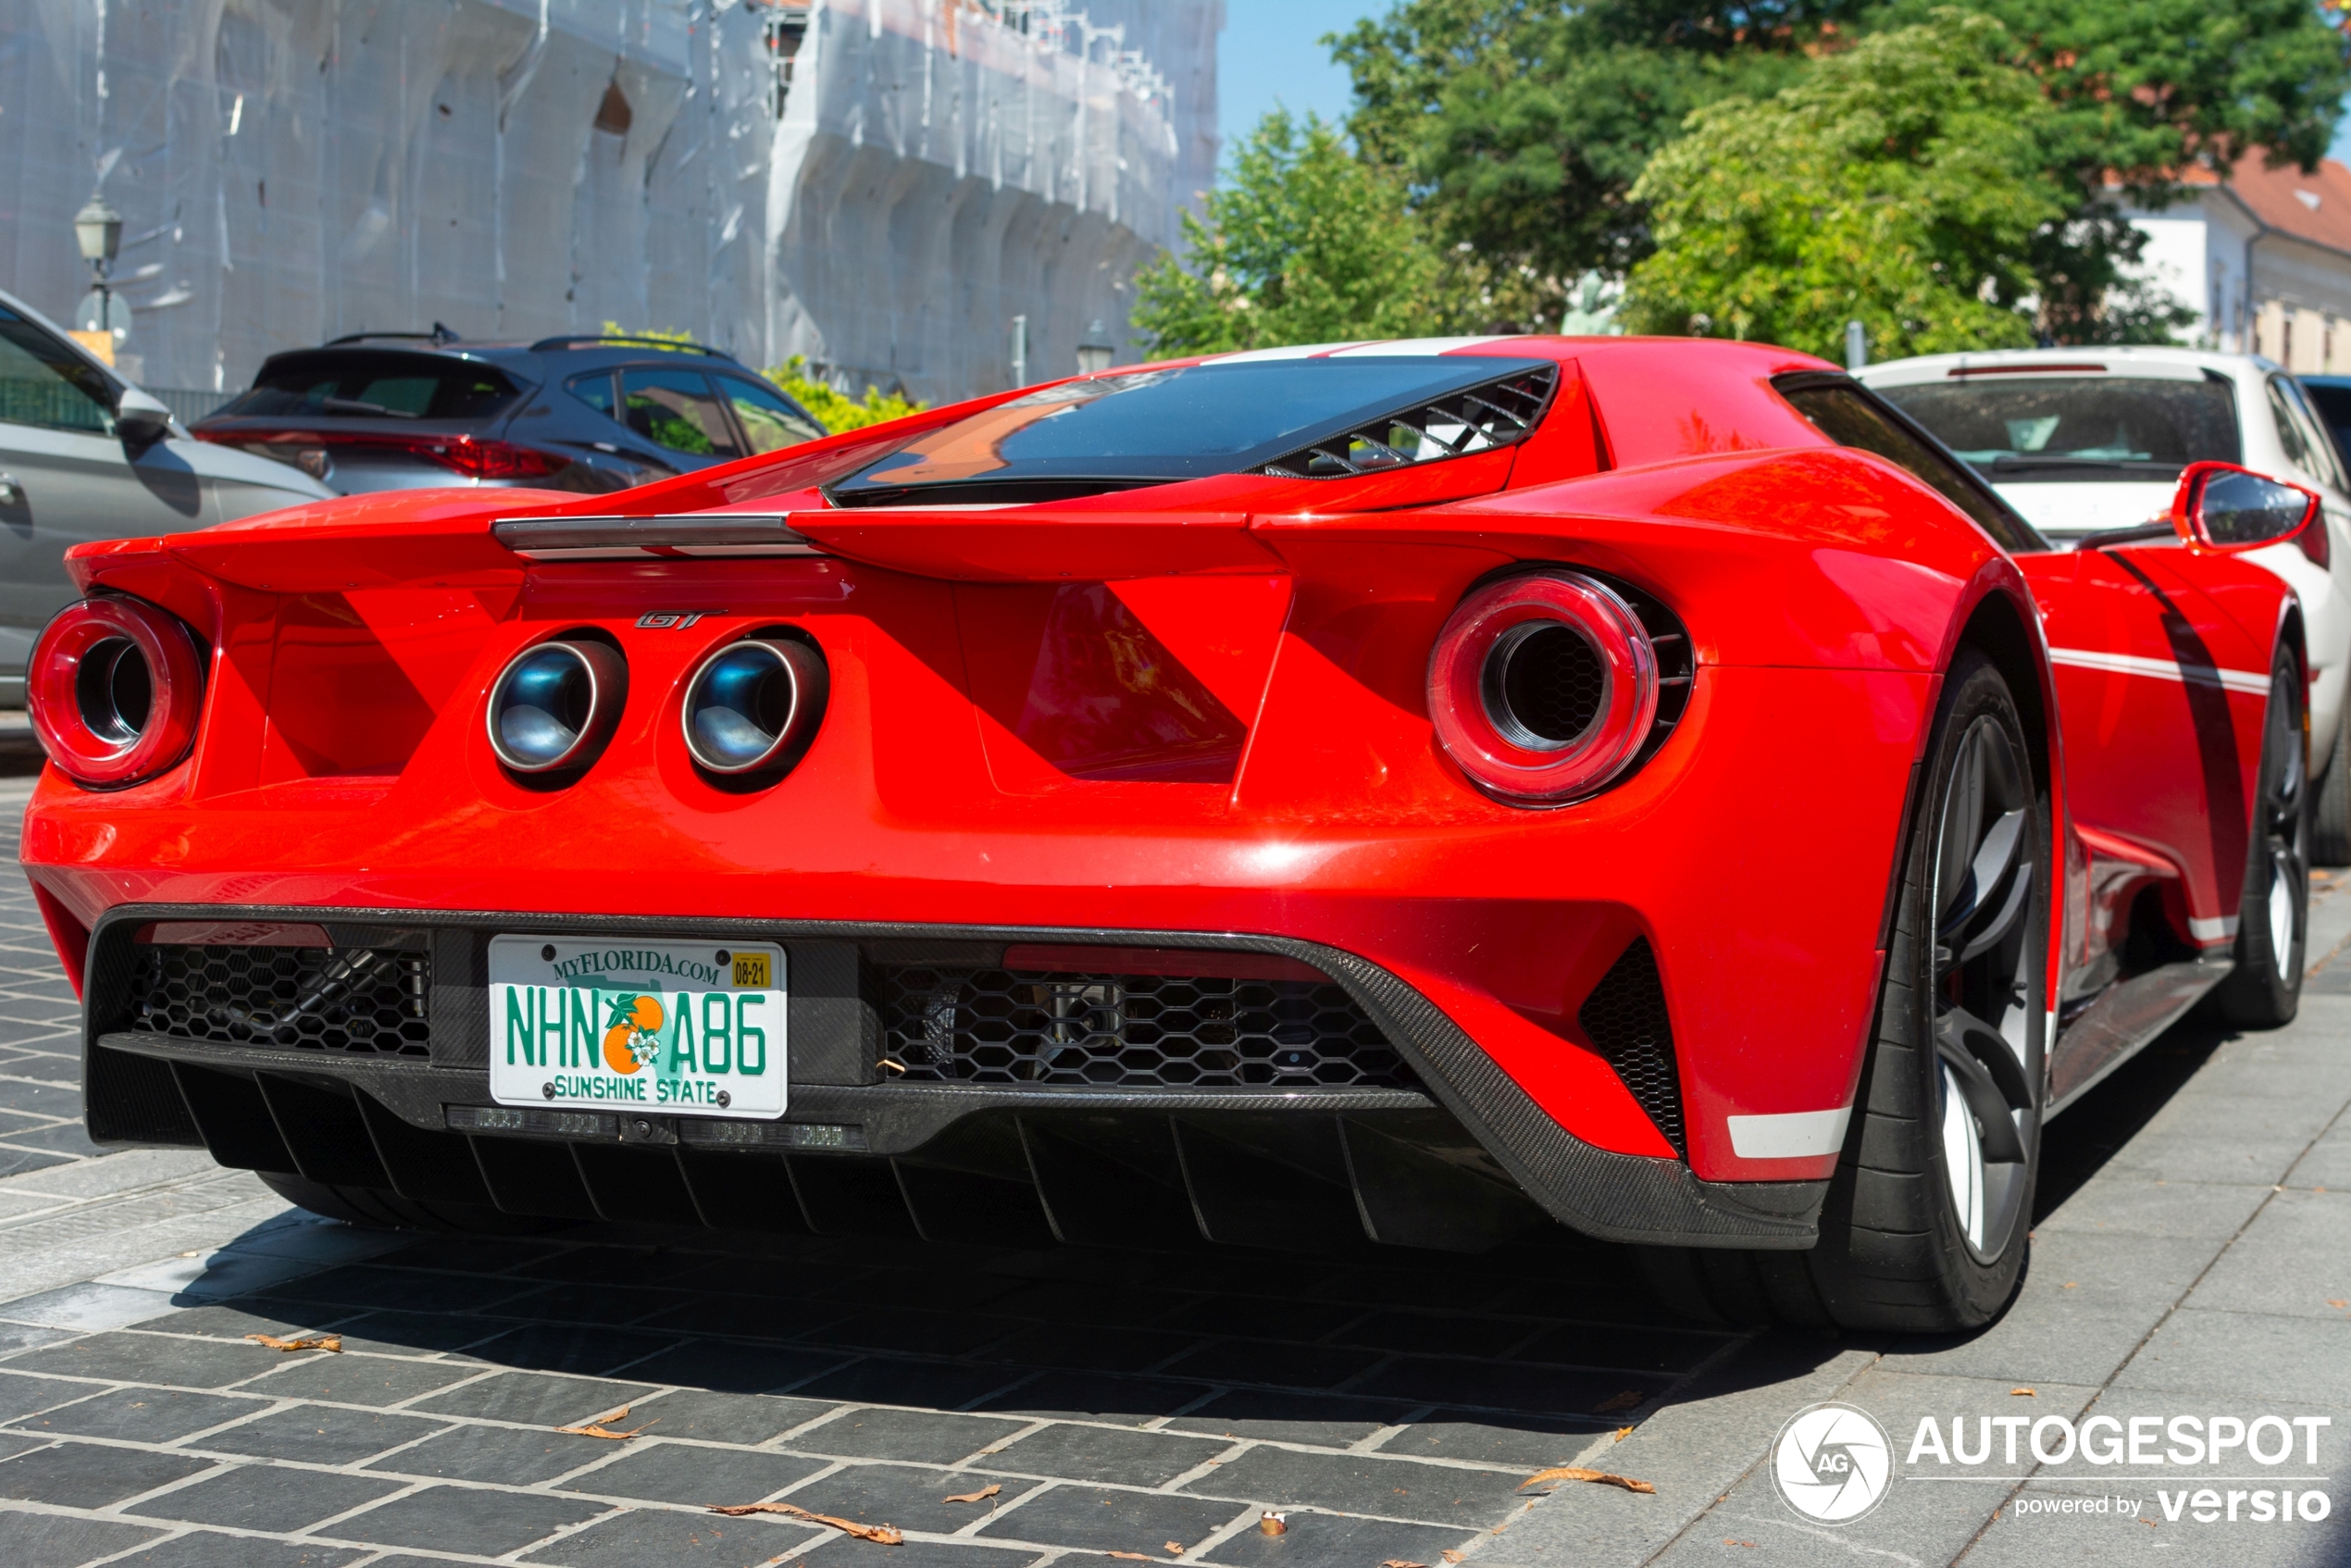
[1219,6,2351,175]
[1216,2,1383,156]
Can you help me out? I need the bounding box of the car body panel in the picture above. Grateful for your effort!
[18,337,2296,1249]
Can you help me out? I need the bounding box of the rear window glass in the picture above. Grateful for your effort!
[218,353,521,421]
[1779,377,2045,554]
[1874,374,2239,481]
[0,309,116,434]
[830,355,1556,505]
[621,368,740,458]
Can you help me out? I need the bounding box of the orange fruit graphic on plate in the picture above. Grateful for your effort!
[602,994,665,1075]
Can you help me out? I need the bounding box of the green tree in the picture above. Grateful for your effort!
[761,355,923,431]
[1132,109,1448,355]
[1620,14,2065,358]
[1331,0,2349,337]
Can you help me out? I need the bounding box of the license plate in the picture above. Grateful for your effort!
[488,936,787,1119]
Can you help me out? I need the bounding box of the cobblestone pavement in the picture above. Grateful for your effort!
[0,777,2348,1567]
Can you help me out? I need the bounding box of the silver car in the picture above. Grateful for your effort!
[0,287,331,703]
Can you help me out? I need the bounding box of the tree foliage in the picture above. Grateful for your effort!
[762,356,924,431]
[1330,0,2350,340]
[1620,14,2064,357]
[1131,110,1448,355]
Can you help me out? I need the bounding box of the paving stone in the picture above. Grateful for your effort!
[1166,1390,1412,1448]
[2287,1121,2351,1189]
[0,1508,166,1568]
[320,1310,506,1356]
[2113,1307,2351,1407]
[1511,1323,1741,1375]
[507,1246,715,1287]
[1152,1296,1354,1343]
[1329,1312,1536,1360]
[1381,1411,1616,1468]
[409,1370,656,1426]
[635,1292,852,1341]
[333,1482,607,1553]
[129,1462,408,1531]
[976,1373,1215,1426]
[0,1282,181,1334]
[463,1323,679,1376]
[235,1351,484,1407]
[1184,1445,1528,1525]
[779,1460,1053,1534]
[0,1147,74,1178]
[110,1533,368,1567]
[974,1483,1243,1551]
[614,1338,848,1393]
[8,1385,264,1442]
[789,1405,1029,1463]
[260,1264,536,1314]
[365,1420,624,1483]
[518,1503,824,1566]
[497,1282,697,1325]
[983,1281,1197,1328]
[128,1302,340,1343]
[1155,1341,1384,1392]
[199,1403,449,1465]
[1197,1506,1482,1567]
[627,1388,840,1445]
[0,1121,107,1157]
[560,1438,827,1503]
[804,1308,1026,1358]
[2034,1176,2272,1240]
[4,1331,288,1389]
[0,1373,107,1422]
[0,1075,81,1110]
[976,1323,1199,1374]
[0,1325,72,1357]
[800,1541,1047,1568]
[2182,1189,2351,1317]
[980,1421,1227,1486]
[364,1236,566,1276]
[1353,1358,1671,1418]
[792,1358,1028,1410]
[0,1438,217,1507]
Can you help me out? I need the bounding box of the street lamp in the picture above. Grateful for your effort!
[72,193,126,367]
[1076,319,1114,375]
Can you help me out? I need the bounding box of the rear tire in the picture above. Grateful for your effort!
[1644,650,2047,1331]
[2213,648,2308,1027]
[2312,713,2350,867]
[257,1173,556,1236]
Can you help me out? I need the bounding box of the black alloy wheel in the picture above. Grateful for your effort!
[2214,648,2308,1026]
[1809,649,2049,1329]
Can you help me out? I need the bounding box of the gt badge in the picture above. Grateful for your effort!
[636,611,718,628]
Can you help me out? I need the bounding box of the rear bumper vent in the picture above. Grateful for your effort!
[1577,938,1686,1157]
[131,944,431,1058]
[878,964,1414,1089]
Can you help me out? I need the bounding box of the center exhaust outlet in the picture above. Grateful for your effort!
[681,636,829,778]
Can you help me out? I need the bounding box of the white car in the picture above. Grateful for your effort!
[1857,346,2351,862]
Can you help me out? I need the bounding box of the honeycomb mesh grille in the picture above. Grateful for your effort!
[1500,625,1605,743]
[131,944,431,1058]
[1577,938,1685,1157]
[880,966,1413,1088]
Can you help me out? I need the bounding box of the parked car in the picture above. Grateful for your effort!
[191,331,827,496]
[1857,347,2351,862]
[0,286,332,705]
[22,339,2313,1333]
[2296,373,2351,465]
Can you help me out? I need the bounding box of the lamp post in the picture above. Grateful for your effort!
[72,193,125,367]
[1076,319,1113,375]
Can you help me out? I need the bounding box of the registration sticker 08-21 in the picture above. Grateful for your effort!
[487,937,788,1119]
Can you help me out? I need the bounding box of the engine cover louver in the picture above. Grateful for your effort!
[1258,363,1560,479]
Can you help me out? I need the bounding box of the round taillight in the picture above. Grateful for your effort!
[681,637,828,777]
[1428,571,1660,803]
[486,640,627,774]
[28,596,205,789]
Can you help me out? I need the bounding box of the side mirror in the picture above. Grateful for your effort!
[2172,461,2320,553]
[113,387,175,447]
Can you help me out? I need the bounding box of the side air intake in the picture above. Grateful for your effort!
[1578,938,1686,1158]
[1258,364,1559,478]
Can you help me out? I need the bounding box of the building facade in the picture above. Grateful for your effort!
[2129,151,2351,373]
[0,0,1220,405]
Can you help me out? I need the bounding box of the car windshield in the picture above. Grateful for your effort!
[1873,374,2239,482]
[217,352,522,421]
[828,355,1556,505]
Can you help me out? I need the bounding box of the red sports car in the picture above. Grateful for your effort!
[18,338,2316,1332]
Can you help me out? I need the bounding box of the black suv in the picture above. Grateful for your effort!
[191,331,827,494]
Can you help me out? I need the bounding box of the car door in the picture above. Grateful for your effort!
[617,367,744,472]
[2020,540,2271,1100]
[711,372,827,454]
[0,307,214,678]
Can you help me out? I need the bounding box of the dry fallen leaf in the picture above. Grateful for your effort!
[2009,1388,2035,1398]
[246,1334,341,1353]
[943,1485,1001,1504]
[877,1057,908,1075]
[1724,1540,1756,1549]
[1382,1560,1428,1567]
[2329,1300,2348,1310]
[1441,1552,1465,1564]
[1164,1545,1185,1556]
[707,1501,902,1544]
[2061,1282,2078,1289]
[1107,1554,1152,1562]
[1613,1426,1634,1442]
[1258,1512,1287,1537]
[1591,1390,1646,1414]
[1518,1466,1656,1496]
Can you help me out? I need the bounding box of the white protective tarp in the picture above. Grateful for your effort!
[0,0,1219,404]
